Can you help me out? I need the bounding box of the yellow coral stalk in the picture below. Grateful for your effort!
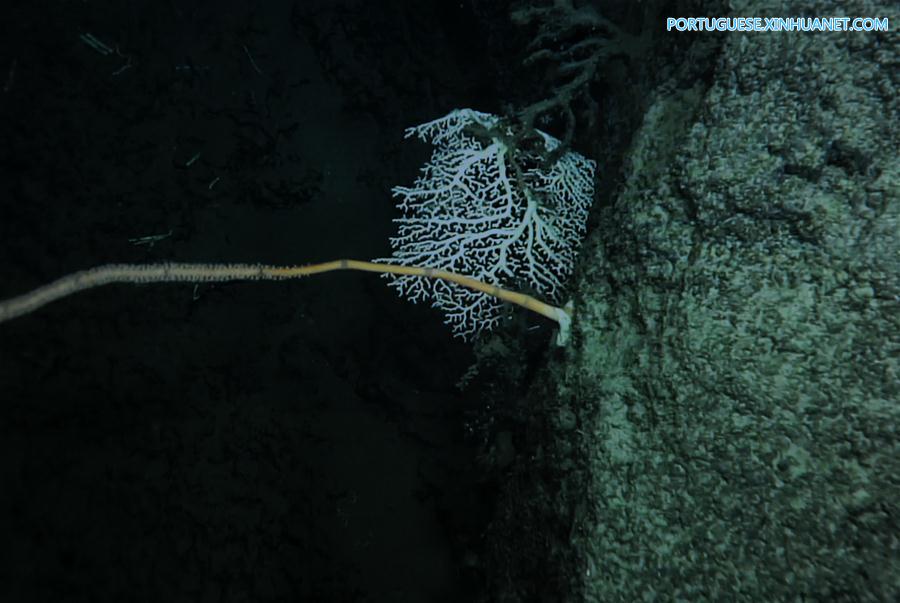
[0,260,573,345]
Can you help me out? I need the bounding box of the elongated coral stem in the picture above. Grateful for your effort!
[0,260,573,344]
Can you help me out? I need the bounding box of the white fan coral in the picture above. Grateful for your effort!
[380,108,595,339]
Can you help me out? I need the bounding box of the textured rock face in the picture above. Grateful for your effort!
[563,2,898,600]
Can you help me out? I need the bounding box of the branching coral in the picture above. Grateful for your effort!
[511,0,645,155]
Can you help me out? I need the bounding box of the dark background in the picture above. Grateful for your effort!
[0,1,543,600]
